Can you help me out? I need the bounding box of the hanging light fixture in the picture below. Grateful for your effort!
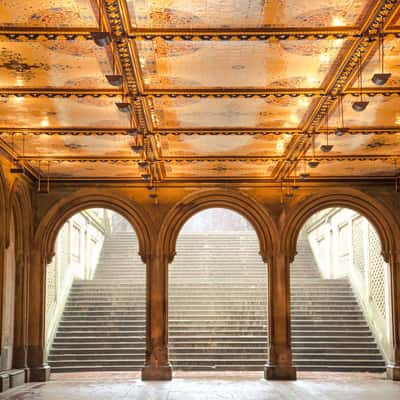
[116,100,131,113]
[372,21,391,86]
[292,161,299,190]
[352,54,369,112]
[335,95,349,136]
[131,133,144,153]
[106,42,123,86]
[91,0,111,47]
[299,159,310,181]
[308,133,320,168]
[320,111,333,153]
[127,112,137,136]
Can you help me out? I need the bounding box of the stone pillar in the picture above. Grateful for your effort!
[264,251,296,380]
[387,251,400,380]
[27,249,50,382]
[12,249,30,380]
[141,252,173,380]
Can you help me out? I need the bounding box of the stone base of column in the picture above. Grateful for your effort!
[142,364,173,381]
[387,365,400,381]
[264,365,297,380]
[29,364,51,382]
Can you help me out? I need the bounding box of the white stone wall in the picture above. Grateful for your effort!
[45,209,107,352]
[305,208,392,360]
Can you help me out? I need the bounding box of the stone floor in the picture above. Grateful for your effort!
[0,372,399,400]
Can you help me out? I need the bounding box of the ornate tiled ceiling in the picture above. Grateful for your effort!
[0,0,399,183]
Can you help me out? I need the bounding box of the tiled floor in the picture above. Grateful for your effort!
[1,372,399,400]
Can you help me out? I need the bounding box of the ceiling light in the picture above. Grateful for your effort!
[16,77,24,87]
[14,96,24,104]
[332,17,345,26]
[352,101,369,112]
[131,144,144,153]
[142,173,151,182]
[319,52,330,63]
[320,144,333,153]
[308,160,320,168]
[372,72,391,86]
[40,117,49,127]
[91,31,111,47]
[299,172,310,181]
[335,127,348,136]
[127,128,137,136]
[106,74,123,86]
[138,161,149,170]
[116,102,131,112]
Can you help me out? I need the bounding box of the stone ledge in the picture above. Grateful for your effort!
[0,369,26,392]
[387,365,400,381]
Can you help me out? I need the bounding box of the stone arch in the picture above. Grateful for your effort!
[159,188,278,263]
[34,191,154,265]
[281,188,400,263]
[0,164,10,247]
[9,178,32,370]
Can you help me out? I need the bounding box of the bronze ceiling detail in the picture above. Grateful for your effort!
[0,0,399,183]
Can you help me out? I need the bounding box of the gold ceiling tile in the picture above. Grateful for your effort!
[135,38,352,90]
[160,134,292,157]
[327,95,400,129]
[0,0,97,28]
[302,158,400,177]
[127,0,375,29]
[0,40,112,89]
[0,133,138,158]
[151,96,317,129]
[31,160,142,179]
[164,159,278,178]
[308,133,400,157]
[0,96,131,128]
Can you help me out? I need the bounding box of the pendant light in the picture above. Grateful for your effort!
[372,21,391,86]
[352,54,369,112]
[335,95,349,136]
[308,134,320,168]
[320,111,333,152]
[91,0,111,47]
[299,158,310,181]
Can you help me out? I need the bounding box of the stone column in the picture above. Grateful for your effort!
[13,249,30,380]
[264,251,296,380]
[27,249,50,382]
[141,252,173,380]
[387,251,400,380]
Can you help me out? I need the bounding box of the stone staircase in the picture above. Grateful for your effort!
[48,232,146,372]
[48,231,385,372]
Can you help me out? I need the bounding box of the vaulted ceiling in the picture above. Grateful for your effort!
[0,0,399,183]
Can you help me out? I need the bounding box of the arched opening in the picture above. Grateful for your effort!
[168,207,269,371]
[45,208,146,372]
[290,207,390,372]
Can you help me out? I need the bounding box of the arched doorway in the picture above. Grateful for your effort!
[45,208,146,372]
[290,207,390,372]
[168,208,269,370]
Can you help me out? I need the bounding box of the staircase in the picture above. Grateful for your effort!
[48,231,385,372]
[48,232,146,372]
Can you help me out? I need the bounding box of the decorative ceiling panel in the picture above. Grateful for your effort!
[309,133,400,158]
[30,160,142,179]
[303,159,400,177]
[0,40,111,89]
[159,134,292,157]
[0,96,131,128]
[136,38,351,89]
[150,96,316,129]
[0,133,137,158]
[0,0,97,28]
[164,159,277,178]
[127,0,374,29]
[327,95,400,129]
[349,38,400,89]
